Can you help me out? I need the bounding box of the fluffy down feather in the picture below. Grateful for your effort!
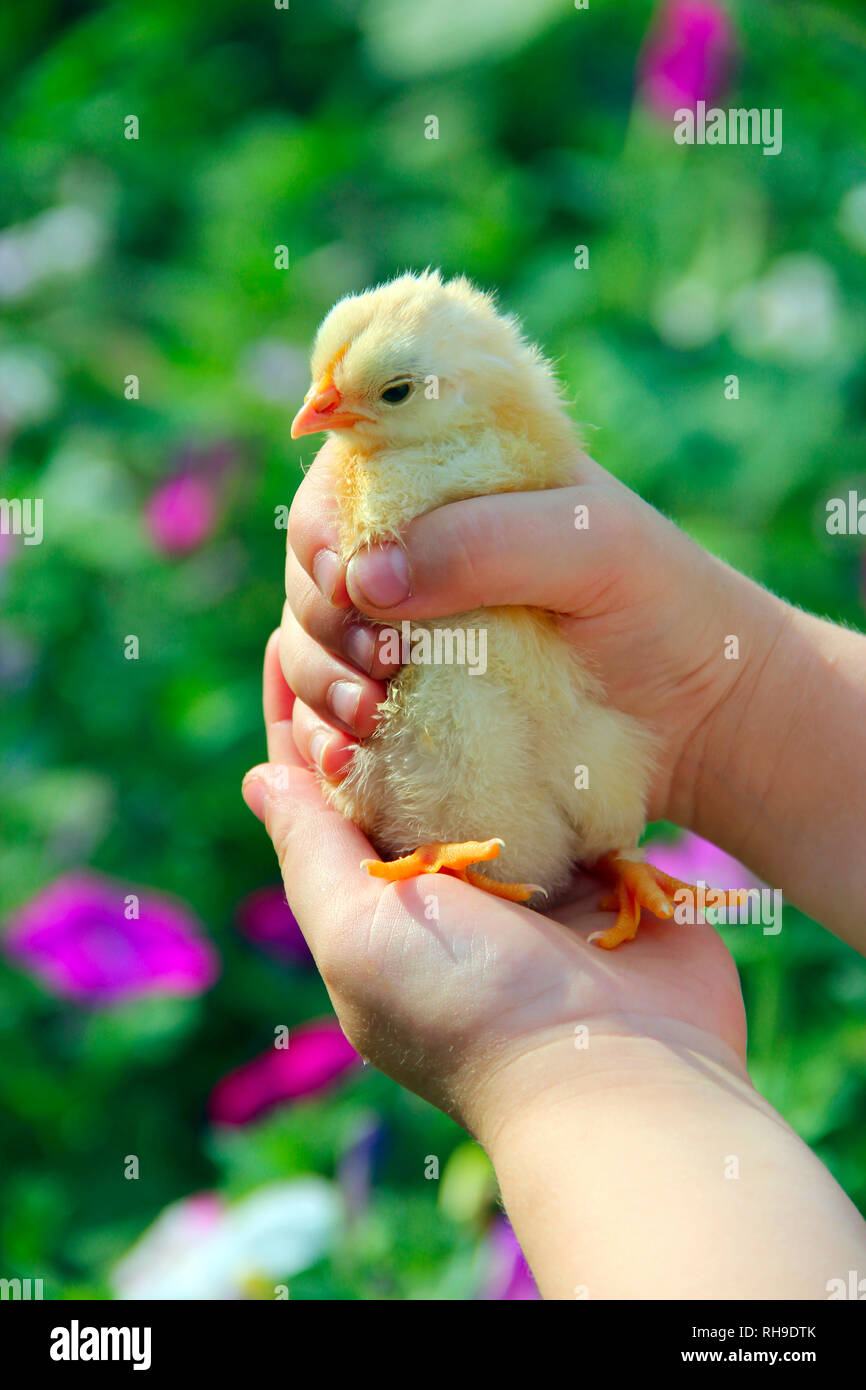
[299,269,656,902]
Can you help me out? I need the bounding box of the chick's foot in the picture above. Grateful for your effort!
[587,852,747,950]
[362,839,545,904]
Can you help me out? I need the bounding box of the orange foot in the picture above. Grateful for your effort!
[362,839,546,904]
[587,853,748,950]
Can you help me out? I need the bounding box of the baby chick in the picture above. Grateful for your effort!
[290,270,726,947]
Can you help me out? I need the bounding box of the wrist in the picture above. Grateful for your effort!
[689,597,866,946]
[471,1017,865,1301]
[677,567,797,860]
[460,1014,750,1155]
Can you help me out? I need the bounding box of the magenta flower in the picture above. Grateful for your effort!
[646,830,763,892]
[479,1216,540,1301]
[209,1018,360,1127]
[237,886,313,967]
[145,472,218,555]
[638,0,736,117]
[2,873,220,1006]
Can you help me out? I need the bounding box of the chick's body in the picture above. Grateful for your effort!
[332,603,651,901]
[292,271,656,915]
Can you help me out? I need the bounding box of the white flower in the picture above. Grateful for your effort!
[112,1179,342,1300]
[0,346,60,425]
[728,255,839,363]
[27,205,103,275]
[0,206,104,302]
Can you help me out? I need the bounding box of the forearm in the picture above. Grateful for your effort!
[478,1027,866,1300]
[687,572,866,953]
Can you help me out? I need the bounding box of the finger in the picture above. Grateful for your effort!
[344,479,637,619]
[278,601,386,739]
[263,628,295,725]
[262,631,356,777]
[241,756,382,962]
[246,637,382,965]
[291,697,357,781]
[263,628,304,767]
[288,439,351,608]
[285,548,400,679]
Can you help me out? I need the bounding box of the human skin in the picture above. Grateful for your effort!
[242,441,866,1297]
[276,439,866,955]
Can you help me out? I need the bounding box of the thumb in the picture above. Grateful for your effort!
[344,482,633,620]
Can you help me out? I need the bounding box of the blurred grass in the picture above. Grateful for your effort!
[1,0,865,1296]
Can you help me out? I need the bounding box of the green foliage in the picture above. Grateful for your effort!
[1,0,865,1296]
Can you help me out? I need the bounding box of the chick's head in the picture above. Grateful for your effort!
[291,269,560,451]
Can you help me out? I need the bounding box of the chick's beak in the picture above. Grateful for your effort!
[291,377,363,438]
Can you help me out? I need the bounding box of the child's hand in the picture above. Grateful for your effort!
[251,437,866,1297]
[243,633,748,1136]
[280,439,866,954]
[242,633,866,1298]
[278,439,784,828]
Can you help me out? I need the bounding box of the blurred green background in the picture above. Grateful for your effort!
[1,0,866,1299]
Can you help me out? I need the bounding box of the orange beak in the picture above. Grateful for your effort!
[291,376,364,438]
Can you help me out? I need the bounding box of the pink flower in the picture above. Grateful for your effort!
[2,873,220,1006]
[646,830,763,892]
[638,0,736,117]
[479,1216,540,1301]
[236,886,313,967]
[145,473,217,555]
[208,1018,360,1127]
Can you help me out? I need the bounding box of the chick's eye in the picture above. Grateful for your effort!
[380,381,411,404]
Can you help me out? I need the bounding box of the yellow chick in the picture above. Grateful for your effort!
[290,270,714,947]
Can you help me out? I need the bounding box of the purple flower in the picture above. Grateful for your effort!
[209,1019,360,1127]
[638,0,736,117]
[337,1117,387,1218]
[479,1216,540,1301]
[646,830,763,892]
[145,473,218,555]
[2,873,220,1006]
[236,886,313,967]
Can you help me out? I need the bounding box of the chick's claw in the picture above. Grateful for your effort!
[362,838,502,880]
[463,868,545,903]
[587,853,747,950]
[362,838,543,903]
[587,855,679,950]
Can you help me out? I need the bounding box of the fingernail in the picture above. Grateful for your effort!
[242,771,269,823]
[312,549,342,604]
[327,679,362,731]
[343,624,376,674]
[309,729,331,770]
[349,544,410,609]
